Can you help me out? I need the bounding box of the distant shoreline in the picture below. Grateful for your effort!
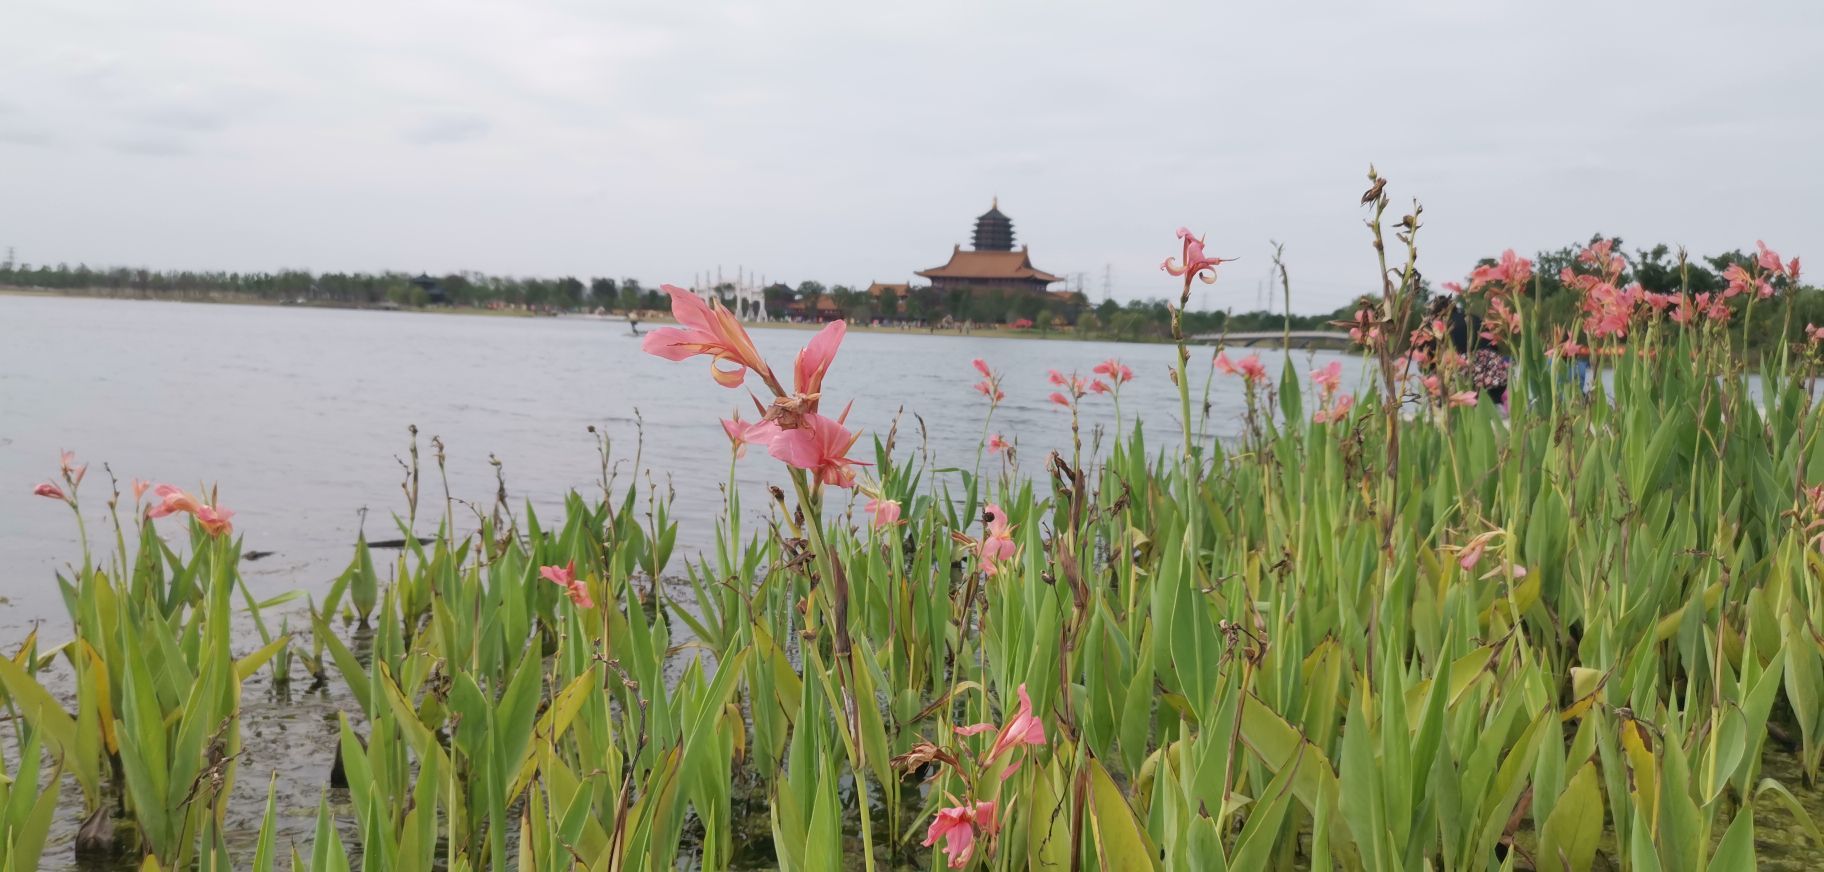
[0,285,1148,343]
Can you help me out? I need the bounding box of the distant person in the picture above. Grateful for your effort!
[1424,296,1507,406]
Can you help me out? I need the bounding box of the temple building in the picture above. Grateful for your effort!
[915,199,1062,295]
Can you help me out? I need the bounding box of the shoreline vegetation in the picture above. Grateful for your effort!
[7,233,1819,350]
[9,171,1824,870]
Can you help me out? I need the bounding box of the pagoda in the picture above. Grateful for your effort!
[916,199,1061,295]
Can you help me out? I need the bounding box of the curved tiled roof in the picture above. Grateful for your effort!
[915,246,1060,283]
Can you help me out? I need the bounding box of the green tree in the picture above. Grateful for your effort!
[590,277,617,306]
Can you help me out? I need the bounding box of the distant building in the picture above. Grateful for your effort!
[689,268,771,321]
[866,281,912,300]
[915,199,1062,295]
[411,273,450,305]
[785,294,843,322]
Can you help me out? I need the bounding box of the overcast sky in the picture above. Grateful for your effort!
[3,1,1820,313]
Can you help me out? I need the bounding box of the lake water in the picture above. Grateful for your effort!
[0,294,1362,634]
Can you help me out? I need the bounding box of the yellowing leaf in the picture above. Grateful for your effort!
[1538,761,1604,872]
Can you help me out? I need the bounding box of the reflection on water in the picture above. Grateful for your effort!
[0,294,1361,630]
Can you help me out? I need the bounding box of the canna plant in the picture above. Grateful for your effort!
[9,176,1824,870]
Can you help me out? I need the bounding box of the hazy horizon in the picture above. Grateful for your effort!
[3,1,1820,314]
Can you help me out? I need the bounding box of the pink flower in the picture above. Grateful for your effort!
[1483,298,1522,342]
[1581,281,1641,339]
[1700,292,1732,322]
[1722,263,1771,300]
[1312,393,1354,424]
[1550,337,1589,358]
[1092,359,1134,385]
[1468,249,1535,294]
[863,497,901,529]
[1456,531,1499,571]
[972,380,1004,402]
[979,504,1017,569]
[1758,240,1788,278]
[1576,239,1625,276]
[1807,323,1824,343]
[33,482,66,500]
[791,320,846,407]
[956,683,1047,777]
[148,484,203,519]
[1310,361,1342,393]
[923,801,998,869]
[972,358,992,378]
[1670,295,1697,325]
[1089,380,1110,394]
[1448,391,1478,408]
[721,414,779,459]
[1442,281,1465,295]
[147,484,234,536]
[1216,351,1267,383]
[1044,370,1091,407]
[131,479,151,502]
[59,450,86,487]
[1422,375,1442,398]
[540,562,593,609]
[987,434,1010,453]
[1162,227,1231,284]
[768,412,870,488]
[641,284,776,389]
[1344,304,1384,347]
[194,505,235,536]
[1237,355,1268,383]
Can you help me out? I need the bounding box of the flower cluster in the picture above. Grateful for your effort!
[1214,350,1268,384]
[35,451,235,537]
[31,449,86,505]
[1555,239,1666,340]
[1457,248,1535,346]
[894,683,1050,868]
[970,358,1005,404]
[644,285,867,488]
[1309,361,1355,424]
[1091,358,1134,386]
[1670,291,1732,327]
[1468,248,1535,295]
[1758,240,1801,284]
[1046,369,1105,408]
